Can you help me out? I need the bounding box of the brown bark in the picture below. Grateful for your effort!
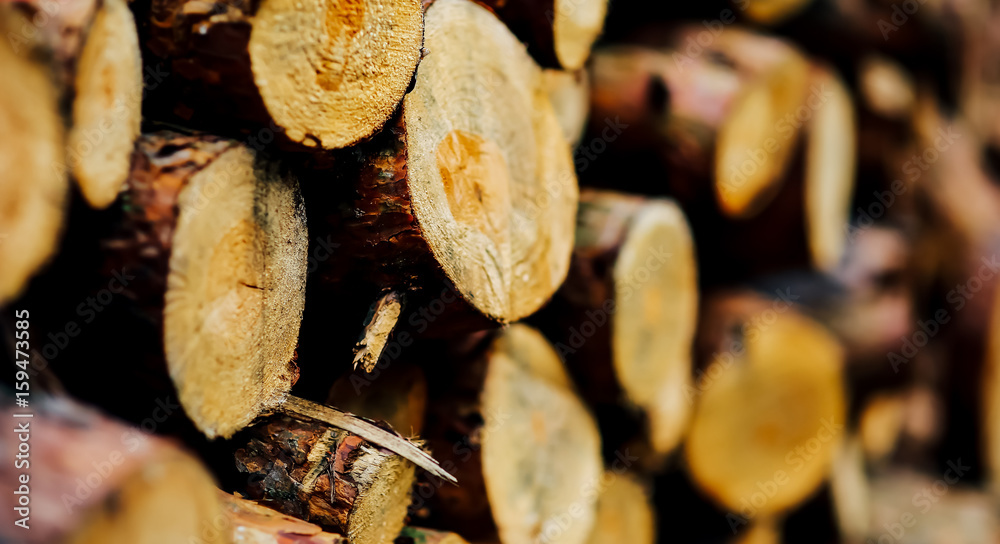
[475,0,608,70]
[100,131,308,439]
[0,397,224,544]
[234,413,416,544]
[539,189,697,459]
[141,0,423,150]
[418,325,602,544]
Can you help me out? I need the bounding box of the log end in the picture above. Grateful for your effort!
[162,144,308,439]
[0,10,67,304]
[609,196,698,455]
[69,0,142,209]
[481,324,603,544]
[405,0,578,323]
[249,0,423,149]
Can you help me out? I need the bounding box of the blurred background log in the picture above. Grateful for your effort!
[0,397,225,544]
[419,325,602,544]
[0,8,69,304]
[539,189,697,460]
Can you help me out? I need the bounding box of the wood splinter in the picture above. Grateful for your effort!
[354,291,405,372]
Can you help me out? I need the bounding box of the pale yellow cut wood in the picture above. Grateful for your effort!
[543,69,590,147]
[481,324,602,544]
[404,0,578,323]
[354,291,404,373]
[585,473,655,544]
[611,198,697,455]
[685,310,847,516]
[552,0,608,70]
[859,393,906,463]
[69,0,142,209]
[68,450,227,544]
[163,146,307,439]
[248,0,423,148]
[714,30,811,218]
[858,55,916,120]
[805,65,856,272]
[0,10,67,304]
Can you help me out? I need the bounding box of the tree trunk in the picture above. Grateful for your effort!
[475,0,608,70]
[234,413,416,544]
[105,131,308,439]
[0,8,69,304]
[4,0,143,209]
[0,397,225,544]
[310,0,579,368]
[686,293,848,518]
[420,325,603,544]
[141,0,423,150]
[588,27,812,218]
[540,189,698,458]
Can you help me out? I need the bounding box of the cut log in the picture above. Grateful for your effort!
[421,325,602,544]
[476,0,608,70]
[143,0,423,149]
[314,0,578,360]
[67,0,143,208]
[588,29,812,217]
[0,398,225,544]
[5,0,143,209]
[546,189,697,456]
[803,64,856,272]
[328,361,428,437]
[686,298,847,517]
[234,413,416,544]
[106,131,308,439]
[584,472,655,544]
[223,492,347,543]
[543,68,590,147]
[0,9,68,304]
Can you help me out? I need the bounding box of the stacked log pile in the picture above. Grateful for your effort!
[3,0,1000,543]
